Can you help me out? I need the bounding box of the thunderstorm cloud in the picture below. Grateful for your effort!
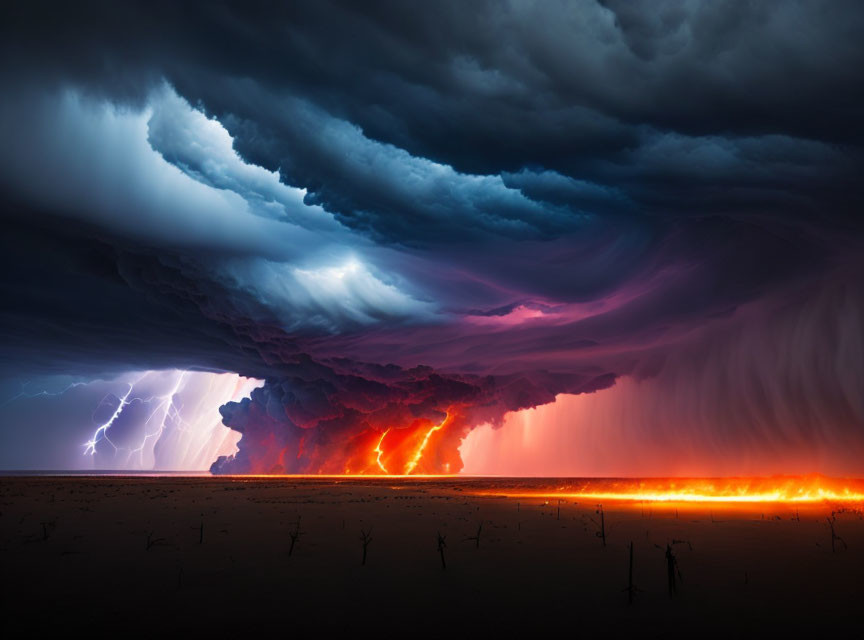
[0,1,862,473]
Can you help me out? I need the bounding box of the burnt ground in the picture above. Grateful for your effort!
[1,476,861,636]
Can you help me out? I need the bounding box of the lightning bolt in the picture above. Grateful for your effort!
[126,371,188,468]
[80,370,260,470]
[82,371,177,461]
[83,373,146,456]
[404,414,448,475]
[374,428,390,474]
[0,380,88,408]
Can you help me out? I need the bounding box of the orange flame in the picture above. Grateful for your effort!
[475,475,864,504]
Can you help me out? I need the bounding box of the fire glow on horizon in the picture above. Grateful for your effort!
[471,476,864,505]
[209,475,864,507]
[52,371,864,490]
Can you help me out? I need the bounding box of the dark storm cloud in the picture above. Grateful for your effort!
[0,213,290,378]
[4,0,862,216]
[1,1,863,471]
[212,356,614,474]
[1,0,860,350]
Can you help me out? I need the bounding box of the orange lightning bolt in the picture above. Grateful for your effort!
[374,428,390,474]
[404,414,449,475]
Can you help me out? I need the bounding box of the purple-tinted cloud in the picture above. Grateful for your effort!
[0,1,862,473]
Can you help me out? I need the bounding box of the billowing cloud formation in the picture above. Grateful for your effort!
[212,358,614,474]
[0,1,863,473]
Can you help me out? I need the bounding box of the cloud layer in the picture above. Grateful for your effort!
[0,1,862,472]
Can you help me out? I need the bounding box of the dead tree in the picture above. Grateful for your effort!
[671,538,693,551]
[654,540,688,595]
[40,521,54,541]
[197,521,204,544]
[593,504,606,546]
[624,541,638,605]
[827,513,847,553]
[359,529,373,565]
[146,531,166,551]
[665,544,679,596]
[465,522,483,549]
[437,532,447,570]
[288,516,304,556]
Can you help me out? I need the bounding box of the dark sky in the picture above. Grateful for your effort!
[1,1,862,472]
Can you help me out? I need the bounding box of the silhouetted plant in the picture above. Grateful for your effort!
[826,512,847,553]
[465,522,483,549]
[623,541,640,605]
[39,520,55,541]
[288,516,304,556]
[655,539,688,596]
[359,528,372,565]
[671,538,693,551]
[196,521,204,544]
[146,531,166,551]
[592,504,606,546]
[665,544,678,595]
[437,531,447,569]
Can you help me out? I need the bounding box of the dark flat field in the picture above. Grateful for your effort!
[1,476,862,636]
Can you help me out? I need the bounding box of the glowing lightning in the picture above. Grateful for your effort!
[404,414,448,475]
[78,370,260,470]
[83,371,183,464]
[127,371,188,467]
[0,380,88,408]
[83,375,145,456]
[374,428,390,474]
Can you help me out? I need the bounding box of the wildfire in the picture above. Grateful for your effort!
[476,476,864,504]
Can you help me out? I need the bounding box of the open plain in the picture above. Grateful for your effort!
[1,475,862,636]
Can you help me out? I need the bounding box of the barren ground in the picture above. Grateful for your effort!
[1,476,861,636]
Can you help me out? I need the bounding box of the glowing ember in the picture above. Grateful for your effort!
[475,476,864,504]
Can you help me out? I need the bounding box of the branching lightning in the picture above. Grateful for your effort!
[83,373,147,457]
[0,381,88,408]
[126,371,188,466]
[77,371,260,470]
